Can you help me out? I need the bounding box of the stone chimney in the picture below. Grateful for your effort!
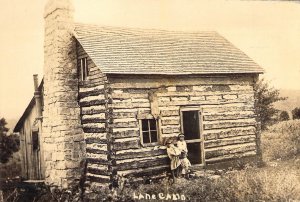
[43,0,85,188]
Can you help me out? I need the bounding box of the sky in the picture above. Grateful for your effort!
[0,0,300,120]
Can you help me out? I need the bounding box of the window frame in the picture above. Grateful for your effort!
[180,106,205,167]
[139,118,159,147]
[80,57,89,81]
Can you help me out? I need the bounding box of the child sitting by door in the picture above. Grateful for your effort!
[177,133,191,178]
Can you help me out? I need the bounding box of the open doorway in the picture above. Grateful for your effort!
[180,107,205,166]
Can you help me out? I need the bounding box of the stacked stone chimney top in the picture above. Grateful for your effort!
[44,0,74,18]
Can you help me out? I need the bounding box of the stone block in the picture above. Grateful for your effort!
[44,143,57,151]
[223,94,238,100]
[74,142,80,150]
[158,97,170,102]
[190,96,205,101]
[73,134,84,141]
[65,154,72,161]
[176,86,193,92]
[65,142,74,150]
[167,87,176,92]
[66,161,78,169]
[57,143,64,151]
[58,170,68,179]
[56,161,66,170]
[51,154,57,162]
[193,85,208,91]
[55,152,65,161]
[206,95,222,100]
[62,179,69,189]
[171,97,188,101]
[72,151,79,159]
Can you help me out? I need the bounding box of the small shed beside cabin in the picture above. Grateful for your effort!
[13,76,44,180]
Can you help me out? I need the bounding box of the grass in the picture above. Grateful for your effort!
[87,158,300,202]
[261,119,300,161]
[86,120,300,201]
[1,120,300,201]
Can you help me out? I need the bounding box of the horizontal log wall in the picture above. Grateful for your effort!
[107,74,259,176]
[108,84,169,177]
[77,43,110,184]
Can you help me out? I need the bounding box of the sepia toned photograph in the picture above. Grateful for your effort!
[0,0,300,201]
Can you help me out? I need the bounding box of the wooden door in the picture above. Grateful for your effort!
[32,131,41,179]
[24,130,41,180]
[180,108,205,166]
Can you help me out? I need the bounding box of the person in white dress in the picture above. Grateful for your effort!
[166,139,181,182]
[177,133,191,178]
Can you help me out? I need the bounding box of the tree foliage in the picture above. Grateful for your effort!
[279,111,290,121]
[0,117,20,163]
[292,107,300,120]
[255,79,286,130]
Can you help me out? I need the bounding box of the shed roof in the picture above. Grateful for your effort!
[13,80,43,133]
[74,23,264,75]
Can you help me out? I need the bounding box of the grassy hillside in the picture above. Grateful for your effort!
[261,119,300,161]
[274,89,300,115]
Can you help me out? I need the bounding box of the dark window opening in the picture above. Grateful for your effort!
[141,119,158,144]
[187,142,202,164]
[80,57,89,81]
[182,110,200,140]
[32,132,39,151]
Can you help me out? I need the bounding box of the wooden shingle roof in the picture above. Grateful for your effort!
[74,23,264,75]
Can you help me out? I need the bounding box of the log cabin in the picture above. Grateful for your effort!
[13,0,264,188]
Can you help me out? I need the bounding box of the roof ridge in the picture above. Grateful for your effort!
[74,22,217,35]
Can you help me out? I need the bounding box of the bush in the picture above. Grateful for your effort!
[0,153,21,179]
[0,118,20,163]
[261,120,300,161]
[292,107,300,120]
[279,110,289,121]
[255,79,286,130]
